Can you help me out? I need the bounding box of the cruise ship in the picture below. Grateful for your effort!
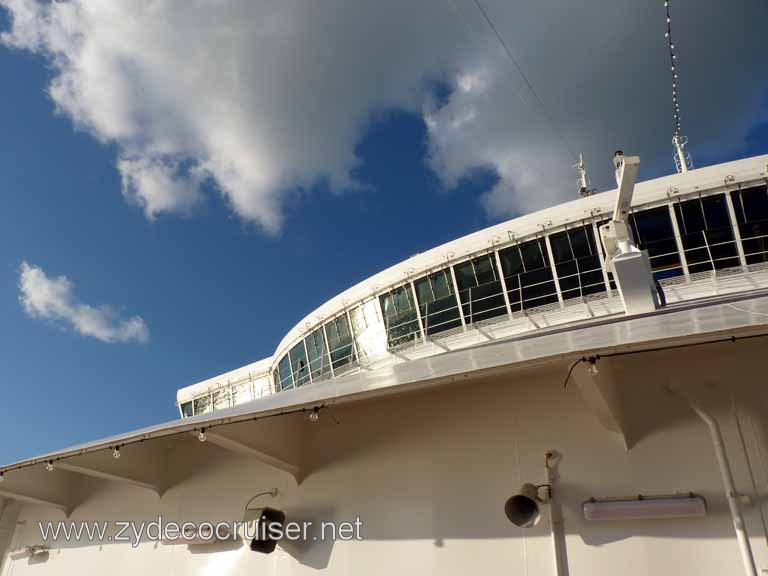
[2,151,768,576]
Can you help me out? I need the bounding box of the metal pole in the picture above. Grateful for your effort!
[687,402,758,576]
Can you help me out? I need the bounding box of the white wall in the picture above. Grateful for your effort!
[5,339,768,575]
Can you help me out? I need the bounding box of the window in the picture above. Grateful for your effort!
[350,300,388,361]
[498,238,558,310]
[548,225,606,300]
[414,270,462,335]
[730,184,768,264]
[674,194,739,273]
[380,285,421,348]
[453,255,507,323]
[629,206,683,279]
[193,395,211,415]
[181,401,193,418]
[289,342,310,387]
[277,354,293,391]
[305,328,331,381]
[324,315,356,371]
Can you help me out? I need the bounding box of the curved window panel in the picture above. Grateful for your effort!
[499,239,558,310]
[674,194,739,273]
[289,341,311,387]
[629,206,683,279]
[305,328,332,381]
[277,354,293,392]
[731,185,768,264]
[415,270,462,336]
[454,255,507,324]
[549,226,606,300]
[193,395,211,415]
[181,401,193,418]
[325,315,357,372]
[380,286,421,348]
[350,300,388,361]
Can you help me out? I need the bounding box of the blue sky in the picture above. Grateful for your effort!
[0,0,766,464]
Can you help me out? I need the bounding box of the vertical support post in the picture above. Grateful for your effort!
[345,309,361,365]
[668,203,690,277]
[544,235,565,306]
[448,266,467,331]
[322,323,335,379]
[684,400,758,576]
[592,221,612,293]
[724,188,748,269]
[302,338,312,385]
[493,248,514,318]
[409,282,426,343]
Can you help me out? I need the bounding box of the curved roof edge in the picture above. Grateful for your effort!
[176,356,273,404]
[275,154,768,356]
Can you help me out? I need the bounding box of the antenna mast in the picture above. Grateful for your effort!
[574,154,594,197]
[665,0,692,173]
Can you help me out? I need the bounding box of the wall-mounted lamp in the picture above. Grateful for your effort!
[583,494,706,521]
[240,488,285,554]
[504,483,551,528]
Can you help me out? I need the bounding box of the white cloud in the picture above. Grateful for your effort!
[18,262,149,344]
[1,0,766,226]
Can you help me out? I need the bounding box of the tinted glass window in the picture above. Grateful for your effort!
[731,185,768,264]
[674,194,739,273]
[325,315,357,371]
[380,285,421,348]
[414,270,462,336]
[548,226,606,300]
[453,256,507,323]
[181,401,193,418]
[305,328,331,381]
[629,206,682,279]
[193,395,211,415]
[499,239,558,310]
[288,342,310,387]
[277,354,293,391]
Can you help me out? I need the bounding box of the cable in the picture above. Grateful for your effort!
[471,0,576,159]
[562,357,586,389]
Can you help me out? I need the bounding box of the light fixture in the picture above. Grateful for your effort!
[587,356,600,376]
[308,407,320,422]
[0,471,4,482]
[45,461,55,472]
[112,446,121,460]
[583,494,706,521]
[504,483,551,528]
[239,489,283,554]
[198,428,207,442]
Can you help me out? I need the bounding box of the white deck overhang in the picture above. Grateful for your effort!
[2,291,768,513]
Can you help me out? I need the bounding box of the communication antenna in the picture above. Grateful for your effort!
[665,0,692,173]
[574,154,594,197]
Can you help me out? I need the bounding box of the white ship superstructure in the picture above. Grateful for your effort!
[2,154,768,576]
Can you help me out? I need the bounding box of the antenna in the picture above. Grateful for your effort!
[574,154,594,197]
[665,0,692,173]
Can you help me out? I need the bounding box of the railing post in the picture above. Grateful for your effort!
[448,266,467,331]
[409,282,427,343]
[668,203,690,277]
[724,188,748,269]
[322,323,335,379]
[493,248,514,318]
[543,235,564,307]
[592,221,612,293]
